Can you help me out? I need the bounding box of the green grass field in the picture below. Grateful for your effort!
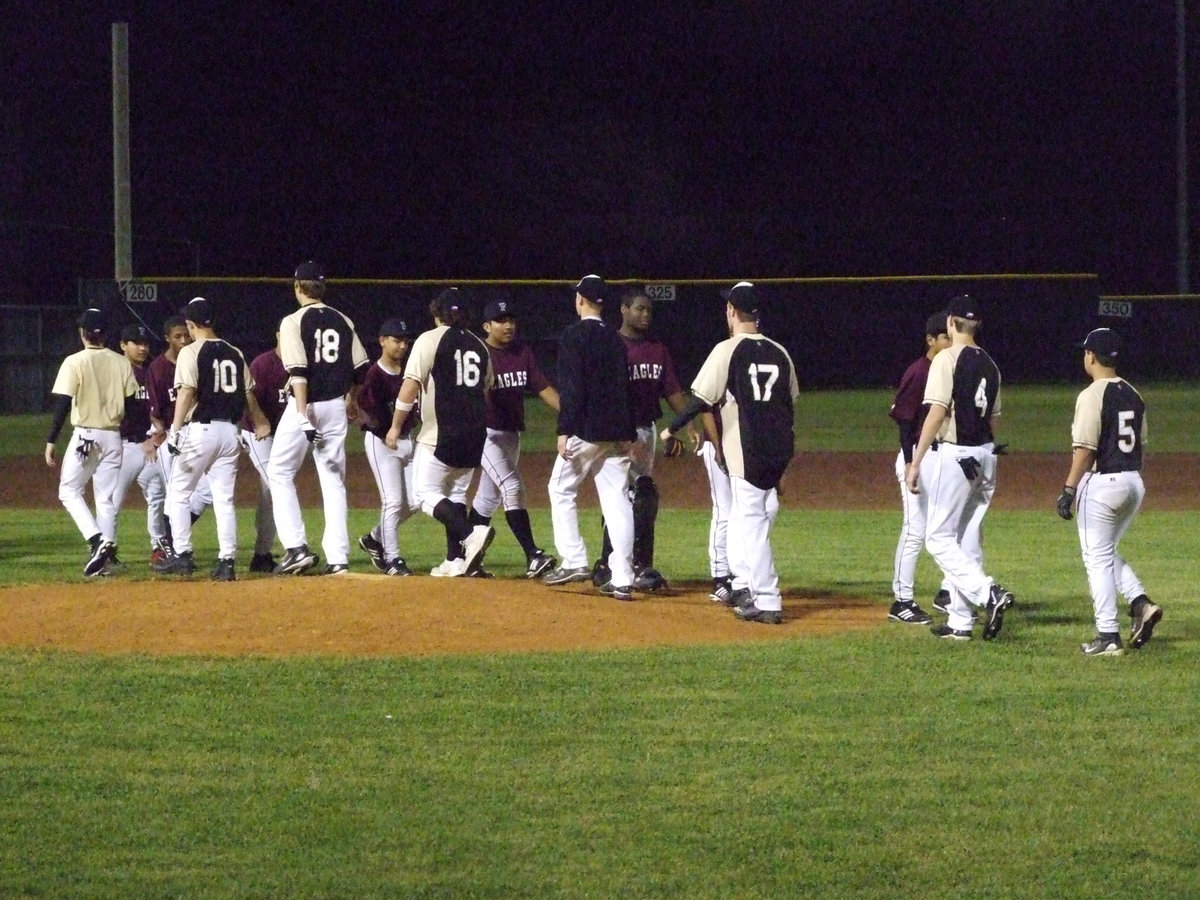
[3,386,1197,897]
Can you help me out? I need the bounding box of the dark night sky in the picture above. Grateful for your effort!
[6,1,1197,295]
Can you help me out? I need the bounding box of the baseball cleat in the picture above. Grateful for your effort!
[591,559,612,588]
[734,603,783,625]
[931,623,972,640]
[323,563,350,576]
[981,583,1015,641]
[727,587,753,610]
[709,577,733,605]
[212,558,236,581]
[84,538,116,577]
[461,525,495,576]
[274,545,318,575]
[431,558,468,577]
[249,553,277,573]
[632,567,668,592]
[525,550,557,580]
[384,558,414,576]
[1129,596,1163,649]
[889,600,933,625]
[1080,634,1124,656]
[598,581,634,602]
[543,566,592,585]
[358,533,388,572]
[151,550,195,576]
[932,589,951,615]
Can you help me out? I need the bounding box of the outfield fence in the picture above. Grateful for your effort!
[4,274,1198,413]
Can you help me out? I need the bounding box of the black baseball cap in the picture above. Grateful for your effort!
[120,324,153,343]
[947,294,981,320]
[574,274,605,303]
[1077,327,1122,358]
[294,260,325,281]
[483,299,516,321]
[77,308,106,333]
[378,317,413,338]
[925,310,950,337]
[722,281,759,314]
[183,296,215,326]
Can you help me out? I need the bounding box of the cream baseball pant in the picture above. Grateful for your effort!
[364,431,419,560]
[728,475,783,611]
[109,440,168,549]
[166,421,240,559]
[1076,470,1147,634]
[918,442,997,631]
[892,451,949,603]
[701,442,777,580]
[473,428,526,517]
[158,447,213,518]
[547,437,635,587]
[58,427,123,543]
[268,398,350,566]
[240,430,276,556]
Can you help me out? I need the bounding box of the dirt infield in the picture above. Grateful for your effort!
[4,451,1197,657]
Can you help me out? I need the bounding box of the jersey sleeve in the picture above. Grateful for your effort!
[278,309,307,378]
[174,344,200,390]
[922,348,954,409]
[660,349,683,398]
[122,357,138,398]
[690,339,736,406]
[50,356,79,397]
[403,329,440,385]
[1070,382,1102,449]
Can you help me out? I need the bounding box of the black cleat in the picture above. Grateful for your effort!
[981,583,1015,641]
[734,603,783,625]
[358,533,388,572]
[249,553,277,573]
[152,549,195,576]
[212,558,236,581]
[274,545,319,575]
[889,600,933,625]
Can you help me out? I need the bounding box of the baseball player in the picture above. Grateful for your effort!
[109,324,170,567]
[268,260,370,576]
[153,298,270,579]
[358,317,421,576]
[887,311,951,625]
[384,288,495,577]
[1056,328,1162,655]
[906,294,1015,641]
[542,275,638,601]
[465,298,560,579]
[591,289,689,592]
[44,308,137,576]
[661,282,798,624]
[146,314,213,528]
[239,332,289,573]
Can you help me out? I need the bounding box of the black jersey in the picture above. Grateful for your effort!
[925,344,1001,446]
[1072,377,1145,474]
[404,325,494,468]
[278,303,370,402]
[176,338,251,423]
[555,317,636,444]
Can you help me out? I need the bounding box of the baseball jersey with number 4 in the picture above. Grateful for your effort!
[690,333,799,490]
[923,345,1001,445]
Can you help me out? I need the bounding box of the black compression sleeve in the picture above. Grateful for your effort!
[665,394,708,435]
[45,394,72,444]
[898,420,918,464]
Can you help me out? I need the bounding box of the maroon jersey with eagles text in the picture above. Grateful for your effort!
[621,334,683,427]
[240,348,289,433]
[358,360,418,440]
[145,353,179,429]
[485,339,550,432]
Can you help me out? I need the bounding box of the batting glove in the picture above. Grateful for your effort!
[166,429,182,457]
[301,419,322,445]
[956,456,981,481]
[662,434,684,458]
[1056,485,1076,520]
[993,443,1009,455]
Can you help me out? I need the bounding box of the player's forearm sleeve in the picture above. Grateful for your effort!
[45,393,72,444]
[666,394,708,435]
[897,420,918,464]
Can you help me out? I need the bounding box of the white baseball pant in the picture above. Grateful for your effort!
[412,442,474,515]
[547,437,635,587]
[919,442,997,631]
[1076,470,1147,634]
[58,427,123,543]
[700,441,778,581]
[240,430,276,556]
[166,422,240,559]
[109,440,168,549]
[474,428,526,516]
[728,475,783,611]
[364,431,419,560]
[892,451,950,603]
[268,398,350,566]
[158,447,213,517]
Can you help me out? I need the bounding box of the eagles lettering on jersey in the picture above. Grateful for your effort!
[728,338,795,490]
[949,347,999,446]
[1096,381,1144,473]
[628,362,664,382]
[494,370,528,389]
[294,306,358,402]
[193,340,248,423]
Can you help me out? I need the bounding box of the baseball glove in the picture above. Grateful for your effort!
[662,434,684,458]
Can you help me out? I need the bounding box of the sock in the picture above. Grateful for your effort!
[504,508,539,558]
